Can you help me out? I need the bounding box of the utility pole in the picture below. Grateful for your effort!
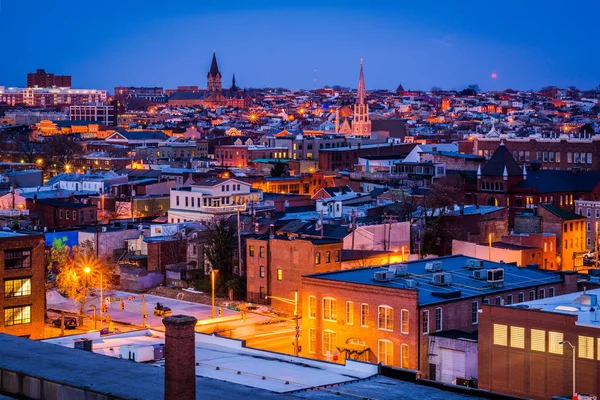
[320,209,324,238]
[387,215,393,251]
[142,294,147,327]
[237,209,243,276]
[596,221,598,269]
[383,213,388,251]
[351,209,356,250]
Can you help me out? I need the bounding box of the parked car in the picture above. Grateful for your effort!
[154,302,172,317]
[52,316,77,329]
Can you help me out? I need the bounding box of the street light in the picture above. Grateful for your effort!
[559,340,576,398]
[267,290,300,356]
[210,269,218,318]
[83,265,103,328]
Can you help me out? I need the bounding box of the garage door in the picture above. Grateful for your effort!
[440,348,466,384]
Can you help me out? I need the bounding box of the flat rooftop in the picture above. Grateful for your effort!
[305,254,565,306]
[508,287,600,329]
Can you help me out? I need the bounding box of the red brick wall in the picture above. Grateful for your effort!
[0,234,45,339]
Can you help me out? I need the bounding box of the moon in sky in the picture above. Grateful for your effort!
[491,72,498,79]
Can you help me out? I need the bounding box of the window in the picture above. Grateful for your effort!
[4,249,32,270]
[259,286,265,299]
[483,298,490,305]
[346,301,354,325]
[308,329,316,354]
[471,301,478,324]
[276,268,282,281]
[549,332,564,354]
[322,298,337,321]
[308,296,316,318]
[518,292,524,303]
[435,308,442,332]
[495,296,502,306]
[4,278,31,298]
[322,330,336,356]
[360,304,369,327]
[259,246,265,258]
[422,310,429,334]
[567,152,573,163]
[510,326,525,349]
[315,252,321,265]
[401,344,409,369]
[378,306,393,331]
[377,340,393,365]
[259,266,265,278]
[249,245,255,257]
[4,305,31,326]
[579,336,594,359]
[65,210,69,220]
[493,324,508,346]
[176,196,180,206]
[529,290,535,301]
[588,153,593,164]
[334,250,340,262]
[539,289,545,299]
[549,287,555,297]
[401,309,409,334]
[531,329,546,352]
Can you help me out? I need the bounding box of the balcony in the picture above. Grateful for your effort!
[198,204,247,214]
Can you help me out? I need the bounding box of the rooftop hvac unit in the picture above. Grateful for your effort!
[405,279,416,289]
[580,294,598,308]
[374,270,395,282]
[425,261,443,273]
[487,268,505,284]
[432,272,452,286]
[389,264,408,277]
[466,259,484,269]
[472,269,487,280]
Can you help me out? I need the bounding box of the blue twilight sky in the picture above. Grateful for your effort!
[0,0,598,92]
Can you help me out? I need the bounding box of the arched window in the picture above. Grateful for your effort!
[488,197,498,207]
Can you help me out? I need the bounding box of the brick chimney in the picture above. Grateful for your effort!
[163,315,198,400]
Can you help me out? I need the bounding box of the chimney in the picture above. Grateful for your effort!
[269,223,275,239]
[163,315,198,400]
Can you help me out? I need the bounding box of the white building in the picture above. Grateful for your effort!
[168,178,261,222]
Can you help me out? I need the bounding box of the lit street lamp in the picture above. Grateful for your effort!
[267,290,300,356]
[559,340,576,398]
[84,265,103,328]
[210,269,218,318]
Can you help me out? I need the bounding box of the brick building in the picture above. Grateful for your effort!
[250,172,336,196]
[472,134,600,171]
[27,69,71,88]
[0,232,45,339]
[0,87,106,107]
[575,199,600,250]
[246,236,343,315]
[300,255,578,377]
[26,198,97,228]
[479,288,600,399]
[214,145,288,168]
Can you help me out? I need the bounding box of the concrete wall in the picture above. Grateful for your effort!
[452,240,523,265]
[428,335,478,384]
[343,222,411,251]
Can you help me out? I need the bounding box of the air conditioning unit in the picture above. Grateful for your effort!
[432,272,452,286]
[374,270,395,282]
[389,264,408,277]
[425,261,443,273]
[580,294,598,307]
[472,270,487,280]
[466,259,484,269]
[487,268,505,284]
[101,226,107,233]
[405,279,416,289]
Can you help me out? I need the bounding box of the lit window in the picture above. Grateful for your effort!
[422,310,429,334]
[510,326,525,349]
[276,268,282,281]
[378,306,393,331]
[322,298,337,321]
[531,329,546,352]
[401,344,409,369]
[4,278,31,298]
[308,296,316,318]
[322,330,337,356]
[4,306,31,326]
[493,324,508,346]
[360,304,369,327]
[325,251,330,263]
[377,340,393,365]
[579,335,594,359]
[308,329,316,354]
[401,309,409,334]
[315,252,321,265]
[346,301,354,325]
[259,246,265,258]
[249,245,255,257]
[549,332,564,354]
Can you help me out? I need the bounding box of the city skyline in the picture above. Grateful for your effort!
[1,0,599,91]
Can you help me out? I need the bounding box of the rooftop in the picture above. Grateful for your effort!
[304,254,565,306]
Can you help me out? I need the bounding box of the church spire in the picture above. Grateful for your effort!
[208,51,221,78]
[207,51,222,92]
[231,73,238,91]
[357,58,366,105]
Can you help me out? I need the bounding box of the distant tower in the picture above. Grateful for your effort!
[207,51,222,92]
[352,59,371,137]
[231,73,238,91]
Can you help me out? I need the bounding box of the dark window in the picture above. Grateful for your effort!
[259,266,265,278]
[4,249,32,270]
[259,246,265,258]
[259,286,265,299]
[325,251,331,263]
[334,250,340,262]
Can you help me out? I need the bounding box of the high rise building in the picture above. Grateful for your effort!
[26,69,71,88]
[352,59,371,137]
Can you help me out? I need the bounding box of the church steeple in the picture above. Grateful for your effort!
[351,58,371,137]
[231,73,238,91]
[207,51,222,92]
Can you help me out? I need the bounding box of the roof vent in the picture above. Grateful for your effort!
[487,268,504,284]
[389,264,408,277]
[465,259,484,270]
[472,270,487,280]
[425,261,443,273]
[405,279,416,289]
[373,270,395,282]
[580,294,598,308]
[432,272,452,286]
